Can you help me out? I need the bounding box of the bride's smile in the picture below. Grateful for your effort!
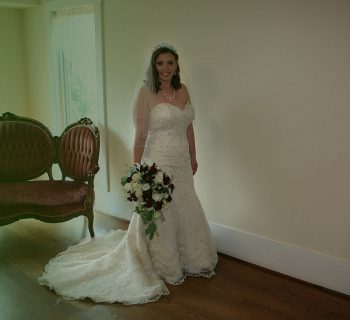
[156,53,177,82]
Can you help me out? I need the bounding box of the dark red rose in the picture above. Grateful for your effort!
[127,192,137,202]
[145,199,153,208]
[142,189,152,201]
[155,201,163,210]
[149,164,157,174]
[163,175,170,185]
[126,176,132,183]
[143,173,152,182]
[167,195,172,202]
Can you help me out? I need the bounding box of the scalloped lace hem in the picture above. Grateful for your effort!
[39,268,216,305]
[161,267,216,285]
[39,279,170,305]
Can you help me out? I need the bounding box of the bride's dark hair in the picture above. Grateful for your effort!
[146,47,182,93]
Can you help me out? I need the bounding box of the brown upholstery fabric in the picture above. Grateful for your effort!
[0,122,54,181]
[0,114,99,237]
[58,126,97,180]
[0,203,86,220]
[0,180,88,206]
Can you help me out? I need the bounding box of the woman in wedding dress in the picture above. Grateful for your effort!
[39,43,218,305]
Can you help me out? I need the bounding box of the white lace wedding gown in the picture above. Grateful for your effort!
[39,102,218,305]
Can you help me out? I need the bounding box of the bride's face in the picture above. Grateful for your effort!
[155,53,177,83]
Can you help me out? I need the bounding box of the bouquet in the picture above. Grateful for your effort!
[121,158,174,239]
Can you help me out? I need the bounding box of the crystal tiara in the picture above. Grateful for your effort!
[152,42,177,54]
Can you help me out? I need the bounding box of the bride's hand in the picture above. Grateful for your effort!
[191,158,198,175]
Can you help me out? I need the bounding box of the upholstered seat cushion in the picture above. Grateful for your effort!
[0,180,89,206]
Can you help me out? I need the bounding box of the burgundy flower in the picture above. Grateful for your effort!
[145,199,153,208]
[163,175,171,185]
[155,201,163,210]
[143,173,152,182]
[127,192,137,202]
[149,164,158,175]
[142,189,152,201]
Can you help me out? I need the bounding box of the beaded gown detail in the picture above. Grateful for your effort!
[39,102,218,305]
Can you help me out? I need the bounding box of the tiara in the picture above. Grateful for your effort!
[152,42,177,54]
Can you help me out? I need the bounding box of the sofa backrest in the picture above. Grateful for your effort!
[0,113,100,183]
[0,112,55,182]
[58,118,100,181]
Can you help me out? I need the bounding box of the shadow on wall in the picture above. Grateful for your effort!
[191,64,221,188]
[107,127,132,191]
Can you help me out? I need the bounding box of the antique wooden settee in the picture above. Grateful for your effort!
[0,112,100,237]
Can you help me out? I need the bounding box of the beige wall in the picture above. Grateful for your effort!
[23,4,51,125]
[17,0,350,265]
[0,8,28,115]
[102,0,350,261]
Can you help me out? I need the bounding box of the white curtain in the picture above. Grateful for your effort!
[52,5,98,126]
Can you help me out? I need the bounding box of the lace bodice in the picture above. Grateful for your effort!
[143,102,194,179]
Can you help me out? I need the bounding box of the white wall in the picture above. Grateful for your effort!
[102,0,350,258]
[101,0,350,294]
[20,0,350,294]
[0,8,28,115]
[23,4,51,125]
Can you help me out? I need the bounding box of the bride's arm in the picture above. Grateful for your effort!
[133,86,150,163]
[187,123,198,175]
[133,127,147,163]
[182,84,198,174]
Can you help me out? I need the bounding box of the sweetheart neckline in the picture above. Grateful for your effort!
[151,101,190,112]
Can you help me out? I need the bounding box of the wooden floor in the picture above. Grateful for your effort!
[1,213,349,320]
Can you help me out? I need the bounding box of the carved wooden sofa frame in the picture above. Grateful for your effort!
[0,112,100,237]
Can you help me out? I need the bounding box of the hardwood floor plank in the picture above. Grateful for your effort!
[0,213,349,320]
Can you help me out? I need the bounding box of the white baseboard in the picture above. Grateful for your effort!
[95,193,350,296]
[95,189,133,221]
[209,222,350,296]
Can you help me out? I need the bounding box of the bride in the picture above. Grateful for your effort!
[39,43,218,305]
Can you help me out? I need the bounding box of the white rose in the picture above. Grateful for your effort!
[143,158,154,167]
[152,192,162,201]
[123,183,131,192]
[154,171,163,183]
[131,172,141,182]
[135,189,143,198]
[142,183,150,191]
[132,183,142,193]
[162,192,170,200]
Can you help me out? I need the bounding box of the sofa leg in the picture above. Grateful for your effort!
[87,211,95,237]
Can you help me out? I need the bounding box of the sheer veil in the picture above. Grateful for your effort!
[132,84,151,162]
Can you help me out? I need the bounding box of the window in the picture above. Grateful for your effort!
[47,0,109,191]
[52,5,98,125]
